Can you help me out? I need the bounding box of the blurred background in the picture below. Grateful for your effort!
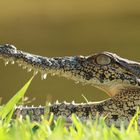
[0,0,140,105]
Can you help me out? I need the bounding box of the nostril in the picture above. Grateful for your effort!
[4,44,17,50]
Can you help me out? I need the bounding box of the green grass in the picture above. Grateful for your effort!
[0,77,140,140]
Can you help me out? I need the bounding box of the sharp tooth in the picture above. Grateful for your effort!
[4,60,9,66]
[55,100,59,104]
[72,100,75,104]
[63,101,67,104]
[41,73,47,80]
[33,70,38,75]
[27,68,32,72]
[52,73,56,76]
[11,60,15,64]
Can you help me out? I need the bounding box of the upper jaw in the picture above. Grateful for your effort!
[1,44,140,96]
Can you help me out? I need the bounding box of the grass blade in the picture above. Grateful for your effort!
[0,76,34,120]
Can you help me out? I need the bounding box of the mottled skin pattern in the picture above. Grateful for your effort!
[0,44,140,127]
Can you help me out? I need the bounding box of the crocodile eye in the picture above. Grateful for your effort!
[96,54,111,65]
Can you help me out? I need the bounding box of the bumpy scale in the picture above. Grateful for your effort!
[0,44,140,127]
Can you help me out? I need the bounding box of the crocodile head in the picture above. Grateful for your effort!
[77,52,140,96]
[0,44,140,97]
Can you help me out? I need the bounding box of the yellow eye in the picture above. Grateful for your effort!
[96,54,111,65]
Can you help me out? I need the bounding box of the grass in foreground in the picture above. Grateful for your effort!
[0,76,140,140]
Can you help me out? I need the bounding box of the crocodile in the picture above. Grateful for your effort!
[0,44,140,127]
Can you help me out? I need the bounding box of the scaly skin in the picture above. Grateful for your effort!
[0,44,140,127]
